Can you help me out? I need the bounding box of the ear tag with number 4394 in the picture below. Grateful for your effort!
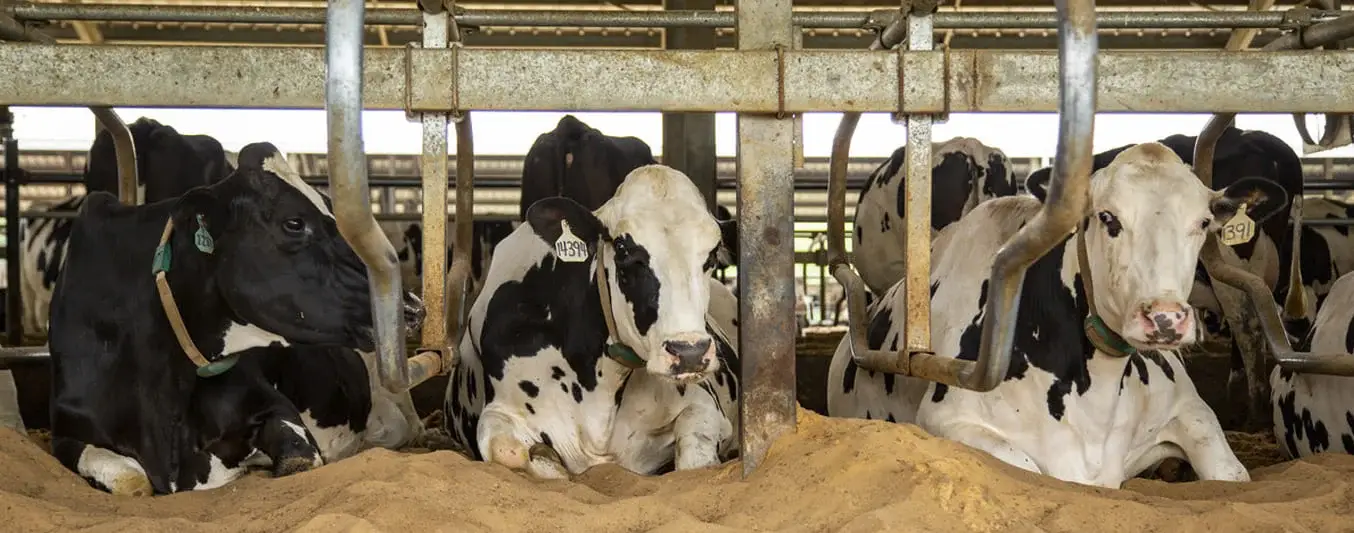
[554,220,590,263]
[1220,202,1256,247]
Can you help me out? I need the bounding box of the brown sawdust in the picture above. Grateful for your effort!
[4,407,1354,533]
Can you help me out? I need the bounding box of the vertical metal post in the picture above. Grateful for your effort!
[1,107,21,346]
[736,0,796,478]
[661,0,718,213]
[419,10,452,358]
[901,4,935,355]
[326,0,409,393]
[88,107,139,205]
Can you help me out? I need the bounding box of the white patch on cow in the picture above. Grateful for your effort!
[262,154,333,219]
[1270,270,1354,460]
[448,167,741,477]
[189,453,247,491]
[221,322,290,356]
[20,196,85,337]
[852,137,1016,295]
[298,410,364,462]
[829,143,1252,488]
[281,419,325,467]
[76,445,152,496]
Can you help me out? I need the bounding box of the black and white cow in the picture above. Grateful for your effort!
[445,164,740,479]
[829,143,1286,487]
[521,114,739,272]
[851,137,1018,296]
[47,143,424,496]
[1270,269,1354,459]
[21,117,233,337]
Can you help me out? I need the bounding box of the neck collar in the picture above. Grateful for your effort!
[593,246,645,370]
[1075,227,1136,358]
[151,216,240,378]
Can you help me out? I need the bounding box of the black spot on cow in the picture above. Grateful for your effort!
[539,432,554,448]
[525,403,536,415]
[611,235,661,336]
[1277,389,1331,456]
[551,366,566,380]
[519,380,540,398]
[571,382,583,403]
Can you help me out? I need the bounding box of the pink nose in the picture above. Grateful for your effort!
[1137,300,1193,344]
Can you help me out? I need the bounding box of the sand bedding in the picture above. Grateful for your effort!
[4,408,1354,533]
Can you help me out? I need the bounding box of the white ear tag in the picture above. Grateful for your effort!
[1220,202,1257,247]
[554,220,590,263]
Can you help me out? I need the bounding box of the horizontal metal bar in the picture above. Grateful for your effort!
[9,4,1343,30]
[6,45,1354,113]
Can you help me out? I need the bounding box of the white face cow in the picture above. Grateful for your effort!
[526,165,725,382]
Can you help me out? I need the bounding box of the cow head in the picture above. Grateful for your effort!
[1028,142,1286,351]
[174,142,422,351]
[527,165,724,382]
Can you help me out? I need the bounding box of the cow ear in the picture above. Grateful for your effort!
[526,196,606,252]
[1024,167,1051,203]
[1210,176,1288,226]
[173,186,228,239]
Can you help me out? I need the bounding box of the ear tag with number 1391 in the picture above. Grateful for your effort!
[1220,202,1256,247]
[555,220,590,263]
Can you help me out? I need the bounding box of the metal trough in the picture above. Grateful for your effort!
[828,0,1099,390]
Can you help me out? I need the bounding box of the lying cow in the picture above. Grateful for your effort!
[829,143,1285,487]
[1270,269,1354,459]
[521,114,739,272]
[21,117,233,337]
[47,143,423,496]
[445,164,741,478]
[851,137,1018,296]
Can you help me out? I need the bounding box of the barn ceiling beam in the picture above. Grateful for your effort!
[5,44,1354,113]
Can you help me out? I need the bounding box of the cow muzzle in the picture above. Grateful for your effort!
[403,290,426,330]
[1122,299,1196,349]
[655,332,718,382]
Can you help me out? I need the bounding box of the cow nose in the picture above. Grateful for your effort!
[664,339,712,360]
[402,291,426,329]
[1138,300,1193,344]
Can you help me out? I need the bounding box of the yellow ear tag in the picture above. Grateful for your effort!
[554,220,590,263]
[1220,202,1257,247]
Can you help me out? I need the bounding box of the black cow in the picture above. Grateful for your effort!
[520,115,739,271]
[21,117,234,337]
[47,143,423,496]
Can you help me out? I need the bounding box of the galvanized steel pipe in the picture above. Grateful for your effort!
[900,6,936,356]
[326,0,410,394]
[8,3,1340,30]
[415,10,453,380]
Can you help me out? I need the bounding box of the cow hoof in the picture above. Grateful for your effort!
[527,443,570,480]
[274,455,320,477]
[488,434,529,470]
[108,472,153,497]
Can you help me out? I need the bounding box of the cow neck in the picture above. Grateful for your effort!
[1075,226,1136,358]
[593,252,645,370]
[151,217,240,378]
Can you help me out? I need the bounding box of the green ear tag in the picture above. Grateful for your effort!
[194,214,215,254]
[195,354,240,378]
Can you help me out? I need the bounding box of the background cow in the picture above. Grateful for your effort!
[1270,269,1354,459]
[829,143,1285,488]
[47,143,423,496]
[20,117,233,337]
[445,164,740,479]
[851,137,1018,296]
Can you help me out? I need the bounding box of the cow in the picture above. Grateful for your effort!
[444,164,741,479]
[1270,270,1354,459]
[47,143,425,496]
[828,143,1286,488]
[851,137,1018,296]
[20,117,234,337]
[1024,126,1310,429]
[520,114,740,273]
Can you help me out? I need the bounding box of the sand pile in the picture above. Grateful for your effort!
[4,409,1354,533]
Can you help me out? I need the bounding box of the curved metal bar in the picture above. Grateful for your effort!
[445,113,474,348]
[835,0,1098,391]
[88,106,139,204]
[326,0,410,394]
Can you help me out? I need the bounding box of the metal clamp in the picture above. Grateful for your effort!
[1281,6,1317,35]
[449,41,465,121]
[774,44,788,120]
[403,41,421,121]
[893,44,951,122]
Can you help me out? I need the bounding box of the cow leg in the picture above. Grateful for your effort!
[252,397,325,477]
[477,407,569,480]
[672,397,730,471]
[1166,399,1250,482]
[51,437,153,497]
[938,424,1041,475]
[365,385,424,450]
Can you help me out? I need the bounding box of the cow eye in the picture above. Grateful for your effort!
[1199,218,1212,230]
[1097,211,1122,236]
[282,218,306,234]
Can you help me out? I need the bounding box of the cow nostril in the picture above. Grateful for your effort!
[664,339,712,359]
